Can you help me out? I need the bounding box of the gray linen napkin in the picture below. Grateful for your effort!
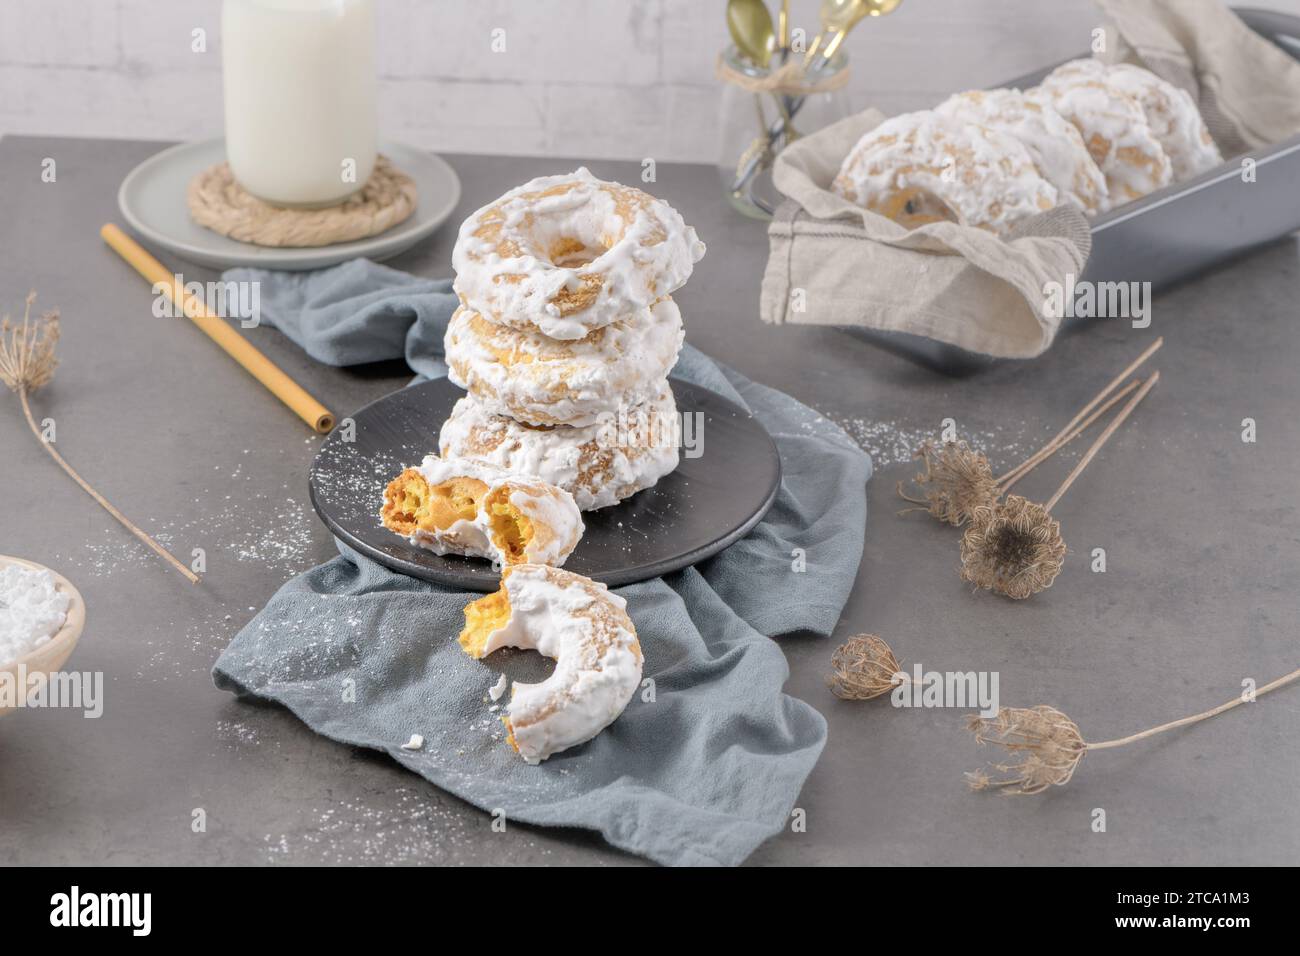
[212,259,872,866]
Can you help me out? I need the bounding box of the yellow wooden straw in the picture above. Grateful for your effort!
[100,223,335,433]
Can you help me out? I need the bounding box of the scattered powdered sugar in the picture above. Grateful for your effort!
[819,411,1048,472]
[258,787,545,865]
[54,467,320,583]
[0,564,71,665]
[309,439,410,523]
[215,719,263,748]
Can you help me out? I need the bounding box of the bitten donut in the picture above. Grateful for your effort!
[459,564,642,764]
[1031,61,1173,208]
[936,89,1109,215]
[452,167,706,341]
[440,386,680,511]
[832,110,1059,234]
[380,456,583,568]
[444,297,683,428]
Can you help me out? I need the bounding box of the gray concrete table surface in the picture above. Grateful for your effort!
[1,135,1297,866]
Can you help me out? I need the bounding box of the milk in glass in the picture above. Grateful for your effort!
[221,0,378,207]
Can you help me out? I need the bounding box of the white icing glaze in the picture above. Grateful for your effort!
[451,167,706,341]
[832,109,1059,234]
[444,297,683,427]
[501,482,585,566]
[1103,63,1222,181]
[484,565,642,764]
[1032,60,1173,209]
[936,88,1109,215]
[439,386,680,510]
[388,455,584,568]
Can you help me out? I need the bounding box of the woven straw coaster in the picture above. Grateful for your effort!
[187,155,418,248]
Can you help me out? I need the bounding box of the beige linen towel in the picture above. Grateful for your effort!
[760,0,1300,359]
[1098,0,1300,155]
[760,110,1091,359]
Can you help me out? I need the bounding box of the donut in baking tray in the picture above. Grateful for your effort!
[936,89,1109,215]
[1031,61,1173,208]
[452,167,706,341]
[1101,63,1222,181]
[439,385,680,511]
[459,564,642,764]
[380,456,583,568]
[831,109,1059,234]
[444,296,683,428]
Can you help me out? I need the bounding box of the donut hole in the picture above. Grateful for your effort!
[486,491,535,565]
[547,235,606,268]
[877,186,959,229]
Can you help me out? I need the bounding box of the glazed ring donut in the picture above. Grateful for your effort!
[1031,61,1173,209]
[439,386,680,511]
[459,564,642,764]
[936,89,1109,215]
[831,110,1059,234]
[380,456,583,568]
[1101,63,1222,181]
[444,297,683,428]
[452,167,706,341]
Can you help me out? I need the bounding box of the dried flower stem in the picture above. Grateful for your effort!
[15,390,199,584]
[959,374,1159,599]
[1044,372,1159,511]
[1001,337,1163,490]
[969,666,1300,793]
[997,378,1141,492]
[1087,666,1300,750]
[1,293,198,585]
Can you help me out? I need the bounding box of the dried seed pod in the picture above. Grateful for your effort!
[897,440,1000,526]
[965,705,1087,795]
[959,495,1066,600]
[827,634,906,700]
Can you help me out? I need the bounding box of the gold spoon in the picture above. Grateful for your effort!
[731,0,903,197]
[806,0,904,65]
[726,0,776,68]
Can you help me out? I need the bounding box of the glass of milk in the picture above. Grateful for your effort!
[221,0,378,207]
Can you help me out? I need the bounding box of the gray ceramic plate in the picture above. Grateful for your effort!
[308,378,783,591]
[117,139,461,271]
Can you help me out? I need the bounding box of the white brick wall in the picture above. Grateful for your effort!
[2,0,1298,161]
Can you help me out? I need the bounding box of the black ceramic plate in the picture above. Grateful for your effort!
[308,378,782,591]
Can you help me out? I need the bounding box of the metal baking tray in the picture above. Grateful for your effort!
[851,6,1300,374]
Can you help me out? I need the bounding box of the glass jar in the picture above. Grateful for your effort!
[716,45,850,219]
[221,0,378,208]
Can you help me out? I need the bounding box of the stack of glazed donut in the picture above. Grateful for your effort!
[832,58,1223,235]
[441,167,706,510]
[379,170,706,765]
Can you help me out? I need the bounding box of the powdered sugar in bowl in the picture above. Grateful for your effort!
[0,556,86,717]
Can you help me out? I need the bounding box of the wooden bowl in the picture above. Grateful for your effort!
[0,555,87,717]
